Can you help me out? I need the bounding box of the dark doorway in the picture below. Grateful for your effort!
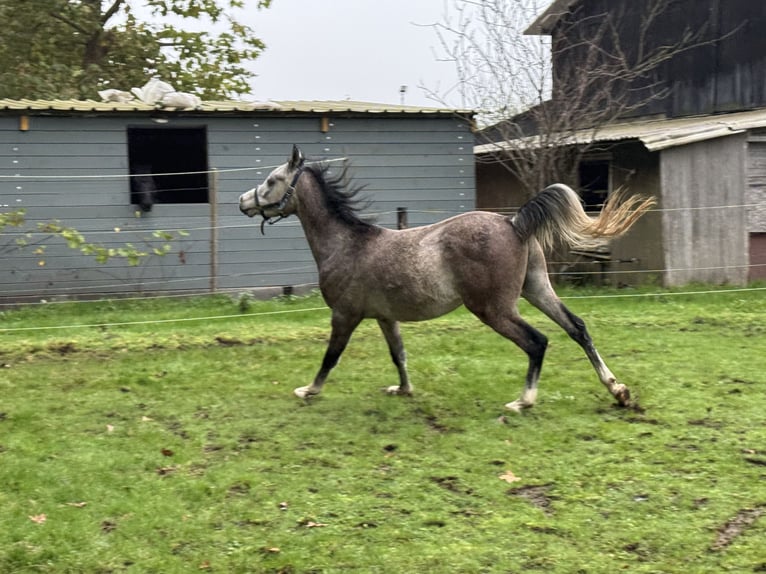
[578,159,610,211]
[127,126,209,209]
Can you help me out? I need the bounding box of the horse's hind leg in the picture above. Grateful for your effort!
[530,291,630,406]
[377,319,413,395]
[294,311,361,399]
[468,304,548,412]
[522,246,631,406]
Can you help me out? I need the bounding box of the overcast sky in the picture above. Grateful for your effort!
[244,0,462,107]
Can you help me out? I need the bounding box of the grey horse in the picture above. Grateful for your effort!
[239,146,654,411]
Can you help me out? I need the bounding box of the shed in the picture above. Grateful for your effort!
[475,108,766,286]
[475,0,766,287]
[0,99,475,303]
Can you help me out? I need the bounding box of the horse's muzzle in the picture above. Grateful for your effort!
[238,189,260,218]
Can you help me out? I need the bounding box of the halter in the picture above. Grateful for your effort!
[255,166,304,234]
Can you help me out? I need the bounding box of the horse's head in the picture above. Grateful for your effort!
[239,145,305,224]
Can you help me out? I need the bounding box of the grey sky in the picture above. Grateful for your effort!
[245,0,461,107]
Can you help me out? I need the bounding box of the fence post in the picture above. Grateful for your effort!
[397,207,408,230]
[209,168,219,293]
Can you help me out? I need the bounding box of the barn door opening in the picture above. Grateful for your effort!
[127,126,209,210]
[578,158,611,212]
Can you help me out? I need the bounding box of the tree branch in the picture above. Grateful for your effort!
[48,11,90,36]
[102,0,126,26]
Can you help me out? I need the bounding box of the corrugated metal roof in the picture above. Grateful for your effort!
[271,100,470,115]
[0,98,274,113]
[474,108,766,155]
[0,98,471,116]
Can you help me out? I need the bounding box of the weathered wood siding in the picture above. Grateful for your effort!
[747,132,766,280]
[660,133,749,286]
[747,135,766,232]
[551,0,766,119]
[0,113,474,301]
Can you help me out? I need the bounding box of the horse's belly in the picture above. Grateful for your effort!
[368,280,462,322]
[395,299,462,322]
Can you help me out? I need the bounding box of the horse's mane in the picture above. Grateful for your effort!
[305,163,380,235]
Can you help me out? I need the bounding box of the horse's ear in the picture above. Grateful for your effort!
[288,145,305,171]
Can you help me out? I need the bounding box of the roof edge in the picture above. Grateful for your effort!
[474,107,766,154]
[524,0,579,35]
[0,98,473,117]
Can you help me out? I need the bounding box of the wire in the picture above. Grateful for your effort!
[0,264,319,298]
[0,158,348,180]
[548,262,766,276]
[3,164,765,312]
[405,203,764,214]
[559,285,766,299]
[4,200,764,239]
[0,305,330,333]
[3,251,764,298]
[2,285,765,334]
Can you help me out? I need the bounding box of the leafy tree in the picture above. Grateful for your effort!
[0,0,271,100]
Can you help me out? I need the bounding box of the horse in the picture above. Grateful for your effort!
[131,164,157,212]
[239,145,655,412]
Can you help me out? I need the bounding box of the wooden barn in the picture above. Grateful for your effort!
[0,99,474,303]
[476,0,766,286]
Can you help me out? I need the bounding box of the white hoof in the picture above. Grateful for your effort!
[385,385,413,396]
[505,399,531,413]
[505,400,523,413]
[294,386,317,399]
[505,389,536,413]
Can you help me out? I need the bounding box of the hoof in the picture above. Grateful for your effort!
[505,399,532,413]
[613,384,631,407]
[384,385,413,396]
[294,386,319,399]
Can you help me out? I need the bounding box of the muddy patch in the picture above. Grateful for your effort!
[214,335,265,347]
[431,476,474,496]
[50,341,78,355]
[507,483,556,516]
[710,505,765,551]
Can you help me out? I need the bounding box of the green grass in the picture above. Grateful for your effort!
[1,287,765,573]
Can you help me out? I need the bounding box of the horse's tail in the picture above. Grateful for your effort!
[510,183,656,252]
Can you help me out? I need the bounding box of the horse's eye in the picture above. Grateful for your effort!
[267,176,276,186]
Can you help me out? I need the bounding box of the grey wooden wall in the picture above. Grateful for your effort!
[0,112,474,301]
[747,132,766,233]
[660,133,749,286]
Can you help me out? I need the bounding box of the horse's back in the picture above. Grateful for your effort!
[351,211,528,321]
[403,210,525,270]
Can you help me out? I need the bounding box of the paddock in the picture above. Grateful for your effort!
[0,287,764,572]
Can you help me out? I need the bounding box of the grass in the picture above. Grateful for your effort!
[1,286,765,573]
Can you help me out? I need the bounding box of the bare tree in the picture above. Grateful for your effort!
[426,0,723,201]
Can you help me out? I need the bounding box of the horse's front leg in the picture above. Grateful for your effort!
[294,311,361,399]
[377,319,413,396]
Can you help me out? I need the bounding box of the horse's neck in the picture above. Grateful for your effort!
[296,185,359,266]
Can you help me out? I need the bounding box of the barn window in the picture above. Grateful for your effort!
[127,126,209,210]
[578,158,611,212]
